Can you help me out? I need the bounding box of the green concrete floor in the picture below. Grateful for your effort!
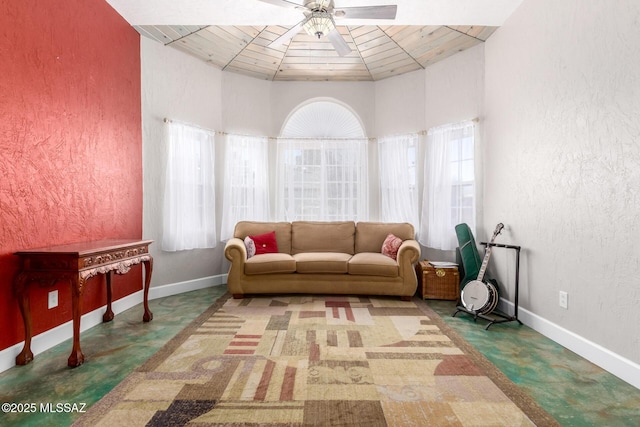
[1,286,639,426]
[0,286,227,427]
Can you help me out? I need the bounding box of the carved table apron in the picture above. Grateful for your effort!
[13,239,154,368]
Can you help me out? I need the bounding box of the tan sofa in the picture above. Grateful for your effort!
[224,221,421,300]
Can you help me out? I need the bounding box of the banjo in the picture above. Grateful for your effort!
[460,223,504,314]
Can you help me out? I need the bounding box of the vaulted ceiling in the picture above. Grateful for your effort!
[135,24,496,81]
[106,0,523,81]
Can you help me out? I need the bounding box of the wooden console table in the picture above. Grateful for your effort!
[13,239,153,368]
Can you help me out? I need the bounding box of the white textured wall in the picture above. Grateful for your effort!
[374,69,426,136]
[221,72,271,135]
[424,44,485,130]
[484,0,640,363]
[141,37,224,286]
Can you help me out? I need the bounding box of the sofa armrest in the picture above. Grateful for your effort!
[224,238,247,296]
[396,239,421,296]
[397,239,420,267]
[225,238,247,263]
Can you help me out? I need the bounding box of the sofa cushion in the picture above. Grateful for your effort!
[234,221,292,254]
[291,221,355,255]
[293,252,351,274]
[244,236,256,259]
[244,253,296,275]
[355,222,415,254]
[381,233,403,260]
[250,231,278,255]
[348,253,399,277]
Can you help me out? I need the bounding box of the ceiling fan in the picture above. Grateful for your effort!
[258,0,398,56]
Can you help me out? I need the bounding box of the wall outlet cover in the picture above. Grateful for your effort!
[559,291,568,309]
[48,290,59,309]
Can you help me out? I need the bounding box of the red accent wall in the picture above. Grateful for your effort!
[0,0,142,352]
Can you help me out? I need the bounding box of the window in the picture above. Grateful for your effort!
[280,100,365,139]
[276,100,368,222]
[162,121,216,251]
[378,133,419,226]
[220,134,270,241]
[276,138,368,221]
[419,120,476,250]
[449,131,475,228]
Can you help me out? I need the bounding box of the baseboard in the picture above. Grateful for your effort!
[0,274,228,374]
[148,274,227,300]
[498,299,640,390]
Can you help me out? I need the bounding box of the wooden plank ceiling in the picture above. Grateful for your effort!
[136,24,496,81]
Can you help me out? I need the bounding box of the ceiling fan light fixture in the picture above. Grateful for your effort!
[302,10,335,39]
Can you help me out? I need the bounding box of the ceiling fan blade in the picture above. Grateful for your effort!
[336,5,397,20]
[256,0,306,10]
[327,28,352,57]
[269,20,304,47]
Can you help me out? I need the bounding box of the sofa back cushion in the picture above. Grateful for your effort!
[355,222,415,253]
[291,221,356,255]
[234,221,292,254]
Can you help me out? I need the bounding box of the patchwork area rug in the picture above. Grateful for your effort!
[74,294,557,426]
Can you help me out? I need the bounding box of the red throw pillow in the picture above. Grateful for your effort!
[249,231,279,255]
[381,233,403,260]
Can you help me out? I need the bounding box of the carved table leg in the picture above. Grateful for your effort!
[14,273,34,365]
[142,257,154,322]
[103,271,114,322]
[68,275,85,368]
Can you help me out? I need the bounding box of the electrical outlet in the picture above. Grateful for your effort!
[48,290,58,309]
[559,291,568,309]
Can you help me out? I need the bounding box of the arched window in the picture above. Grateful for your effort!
[276,100,368,221]
[280,100,365,138]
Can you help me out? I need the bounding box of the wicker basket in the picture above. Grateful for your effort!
[416,260,460,300]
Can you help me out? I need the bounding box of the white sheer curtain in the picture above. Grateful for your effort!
[220,134,270,241]
[378,133,419,227]
[276,138,368,222]
[162,121,217,251]
[419,120,475,250]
